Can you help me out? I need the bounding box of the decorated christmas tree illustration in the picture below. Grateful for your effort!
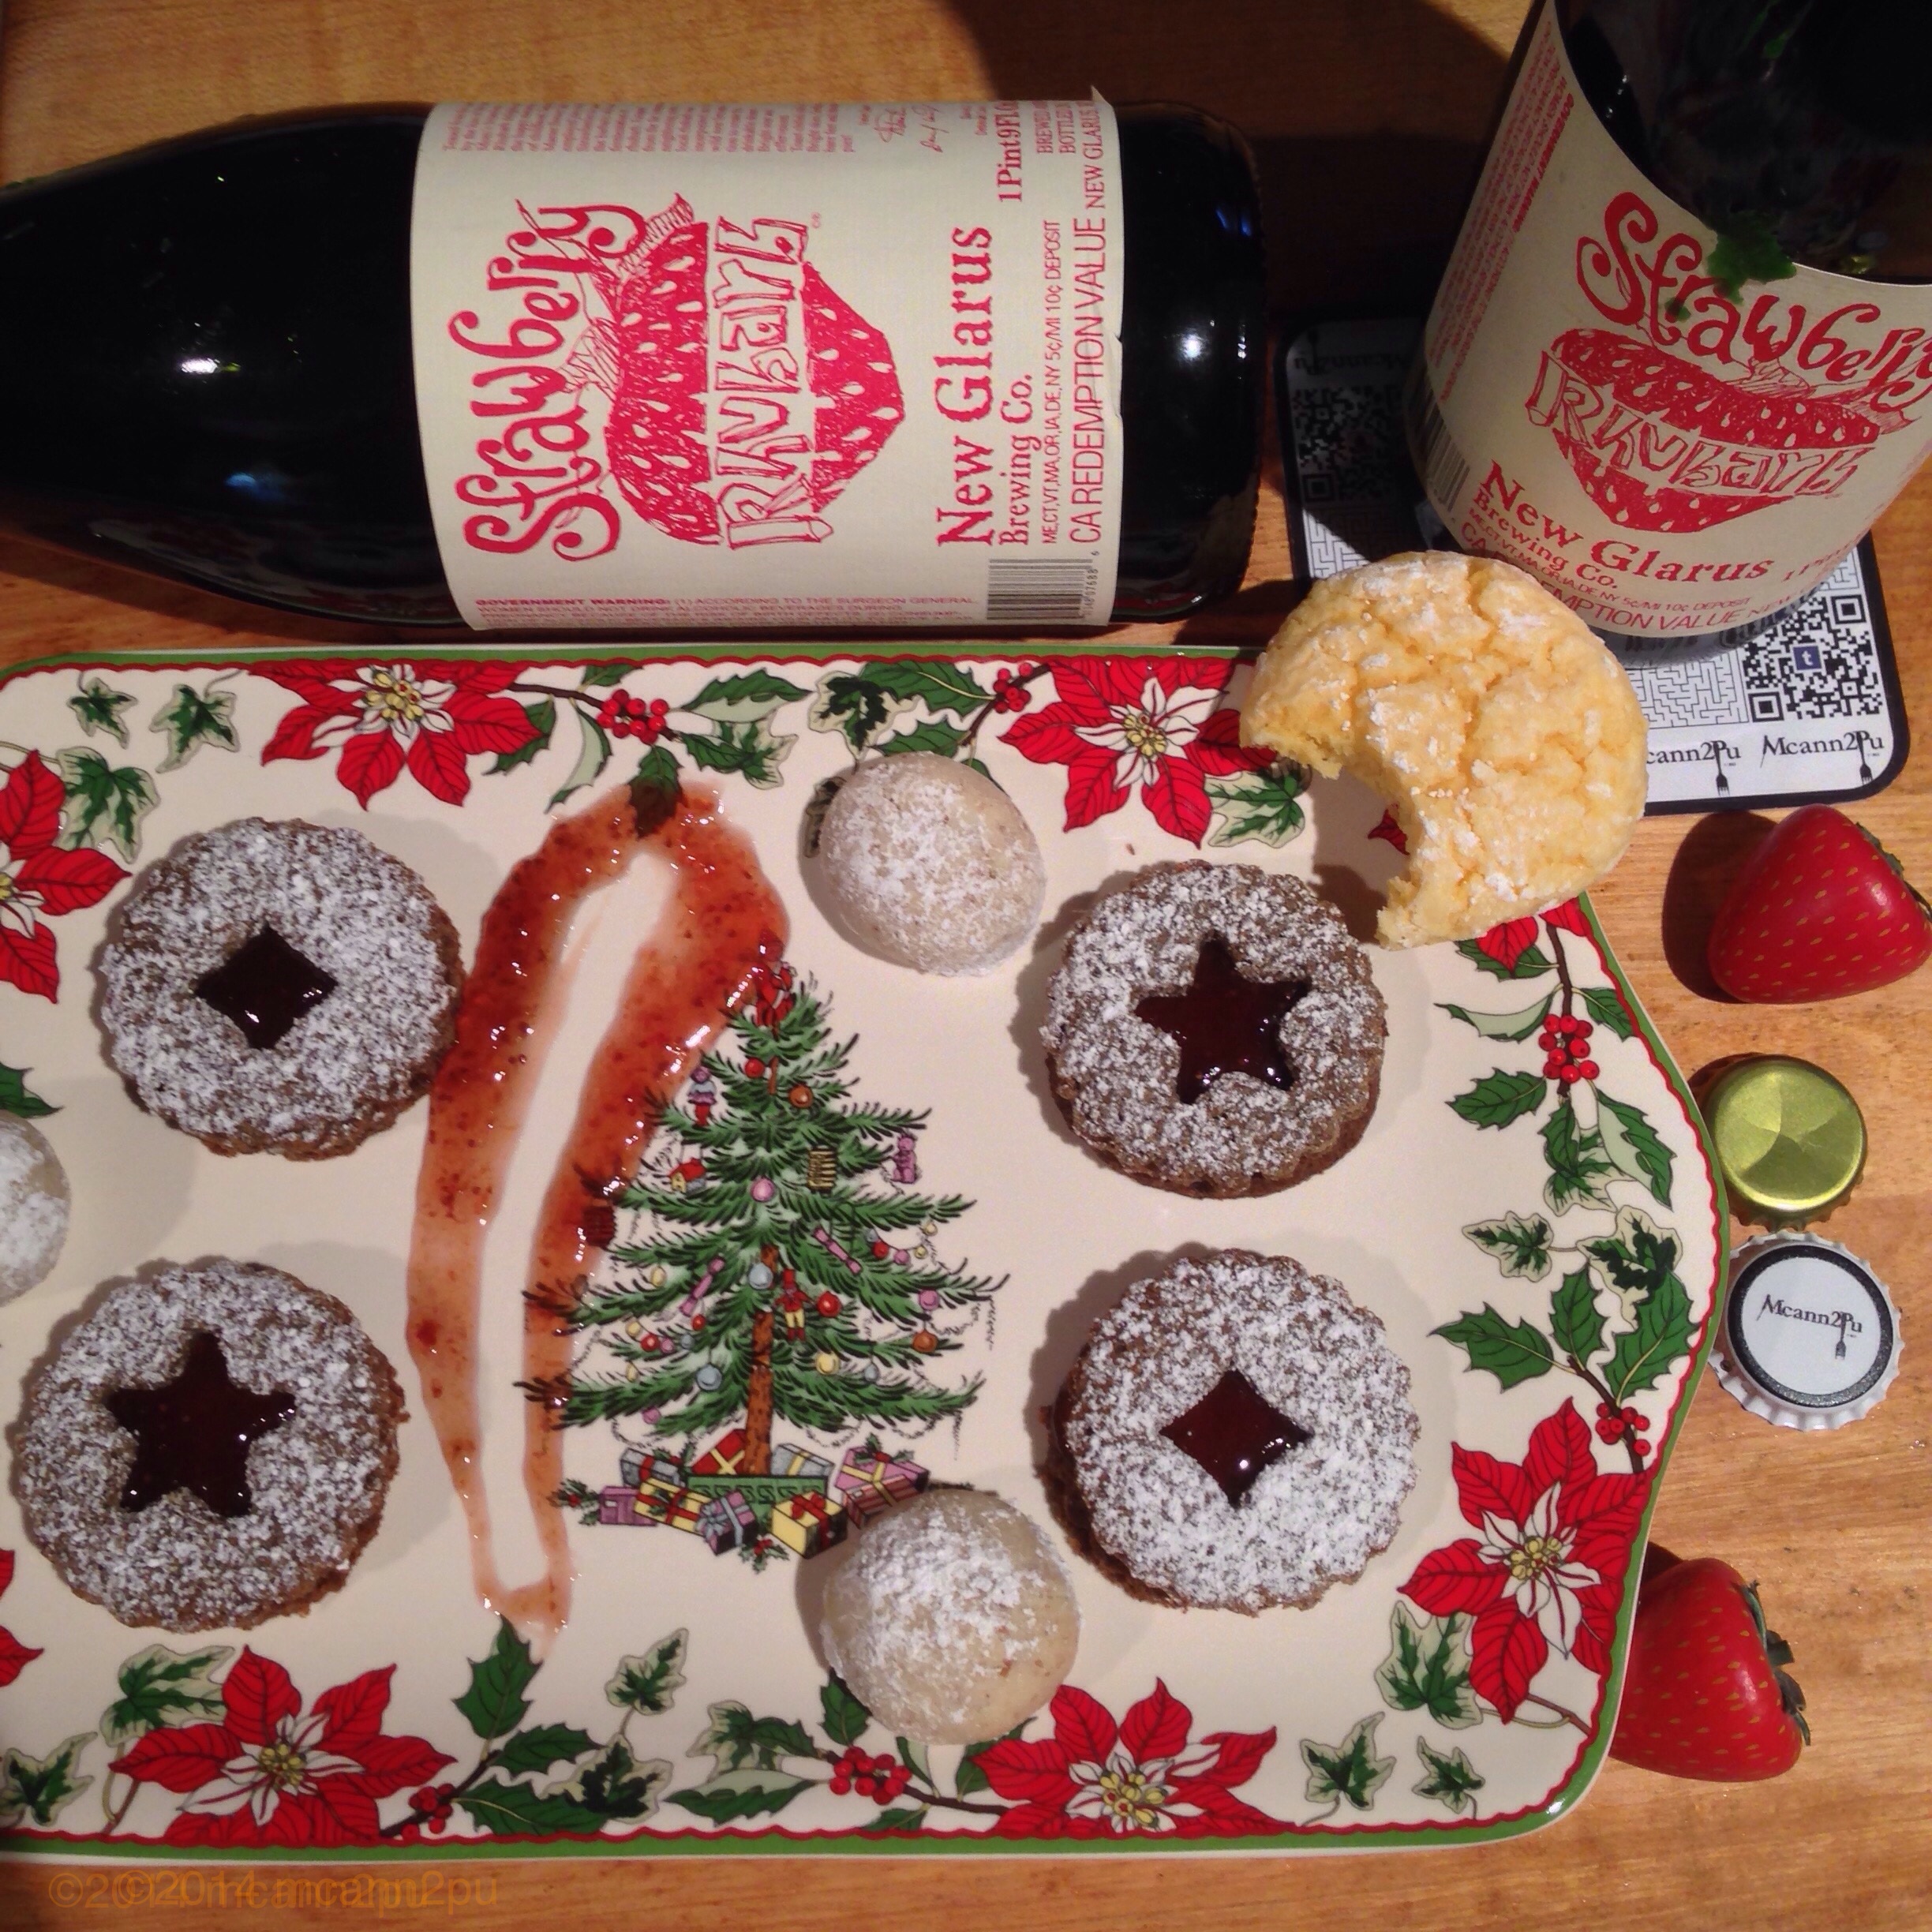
[552,959,1001,1473]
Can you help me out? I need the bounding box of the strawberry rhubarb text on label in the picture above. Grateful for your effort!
[1410,2,1932,636]
[411,103,1123,629]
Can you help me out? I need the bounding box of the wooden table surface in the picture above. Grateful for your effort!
[0,2,1926,1926]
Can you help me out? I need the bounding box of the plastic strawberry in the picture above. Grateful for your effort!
[1610,1557,1809,1780]
[1708,804,1932,1002]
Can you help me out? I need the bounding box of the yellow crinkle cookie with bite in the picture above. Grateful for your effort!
[1241,553,1647,947]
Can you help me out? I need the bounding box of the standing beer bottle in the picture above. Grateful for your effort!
[1408,0,1932,648]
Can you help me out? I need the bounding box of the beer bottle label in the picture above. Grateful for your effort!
[1410,2,1932,638]
[412,103,1122,628]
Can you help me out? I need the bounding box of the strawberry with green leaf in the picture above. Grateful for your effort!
[1709,805,1932,1002]
[1610,1556,1809,1780]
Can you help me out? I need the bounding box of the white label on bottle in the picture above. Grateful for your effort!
[1410,3,1932,637]
[410,103,1122,629]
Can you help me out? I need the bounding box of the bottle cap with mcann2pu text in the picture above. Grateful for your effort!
[1717,1233,1900,1430]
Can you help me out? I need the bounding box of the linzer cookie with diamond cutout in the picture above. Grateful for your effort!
[96,818,462,1158]
[1040,861,1386,1196]
[14,1260,404,1631]
[1048,1251,1417,1613]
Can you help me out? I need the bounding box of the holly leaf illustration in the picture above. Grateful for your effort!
[1602,1270,1694,1402]
[1375,1605,1481,1728]
[1582,983,1636,1042]
[1597,1092,1675,1205]
[149,682,238,771]
[870,1804,928,1831]
[1455,937,1553,981]
[1550,1267,1606,1367]
[665,1768,814,1823]
[1300,1714,1395,1812]
[68,676,136,747]
[1205,763,1307,848]
[1450,1069,1548,1130]
[548,705,612,811]
[457,1776,608,1837]
[492,697,556,773]
[607,1630,687,1718]
[0,1734,93,1828]
[895,1737,934,1788]
[496,1724,599,1777]
[578,660,638,689]
[628,743,682,833]
[0,1062,56,1118]
[681,717,794,788]
[100,1644,233,1747]
[818,1674,871,1748]
[687,1702,814,1775]
[455,1619,537,1743]
[1413,1736,1486,1816]
[1542,1095,1618,1213]
[547,1737,670,1822]
[1462,1211,1553,1281]
[1579,1208,1683,1324]
[680,669,808,725]
[55,747,158,863]
[857,659,993,719]
[1437,994,1554,1042]
[1432,1305,1554,1389]
[877,719,964,759]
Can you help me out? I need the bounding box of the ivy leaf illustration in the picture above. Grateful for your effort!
[548,706,612,811]
[877,719,964,759]
[808,669,919,754]
[1374,1605,1481,1728]
[1602,1271,1694,1402]
[457,1776,608,1837]
[1437,993,1554,1042]
[1413,1736,1486,1816]
[1580,1208,1683,1324]
[496,1724,600,1777]
[99,1644,233,1747]
[68,676,136,747]
[1300,1714,1395,1812]
[665,1767,814,1824]
[0,1734,93,1828]
[1462,1211,1553,1281]
[148,682,239,771]
[0,1063,57,1119]
[680,669,808,725]
[687,1702,815,1775]
[548,1737,670,1822]
[492,697,556,773]
[454,1618,538,1743]
[1597,1093,1675,1205]
[1550,1267,1606,1366]
[681,717,794,788]
[607,1629,687,1718]
[56,748,158,863]
[819,1674,871,1748]
[1542,1095,1618,1213]
[1432,1305,1554,1390]
[1450,1069,1548,1131]
[1582,983,1636,1042]
[1455,937,1553,981]
[1205,763,1307,848]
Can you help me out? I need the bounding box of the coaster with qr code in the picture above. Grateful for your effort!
[1277,319,1909,816]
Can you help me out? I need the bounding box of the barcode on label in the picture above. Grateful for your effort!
[1403,361,1471,512]
[986,558,1098,623]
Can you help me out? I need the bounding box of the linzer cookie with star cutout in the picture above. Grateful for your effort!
[14,1259,403,1631]
[1049,1250,1417,1613]
[1039,862,1386,1196]
[96,818,462,1158]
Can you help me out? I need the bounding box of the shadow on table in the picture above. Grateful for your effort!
[1661,812,1775,1002]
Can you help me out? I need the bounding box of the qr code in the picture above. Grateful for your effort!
[1288,380,1410,506]
[1738,572,1885,724]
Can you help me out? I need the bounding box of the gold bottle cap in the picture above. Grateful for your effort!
[1701,1056,1866,1229]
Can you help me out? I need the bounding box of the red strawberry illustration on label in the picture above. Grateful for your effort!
[1527,328,1893,534]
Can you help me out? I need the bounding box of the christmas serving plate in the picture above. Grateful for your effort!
[0,642,1722,1860]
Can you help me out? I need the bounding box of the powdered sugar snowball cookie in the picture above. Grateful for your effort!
[1049,1251,1417,1613]
[96,818,462,1159]
[13,1259,404,1631]
[1240,552,1647,947]
[815,753,1046,975]
[1041,861,1386,1196]
[0,1115,69,1304]
[819,1489,1080,1744]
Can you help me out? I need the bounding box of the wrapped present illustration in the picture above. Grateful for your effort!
[770,1442,834,1488]
[691,1428,748,1477]
[618,1445,686,1493]
[597,1487,659,1527]
[637,1485,705,1534]
[769,1488,847,1558]
[697,1489,758,1556]
[833,1443,930,1526]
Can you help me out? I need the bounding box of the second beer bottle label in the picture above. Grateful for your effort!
[1408,2,1932,640]
[411,102,1124,629]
